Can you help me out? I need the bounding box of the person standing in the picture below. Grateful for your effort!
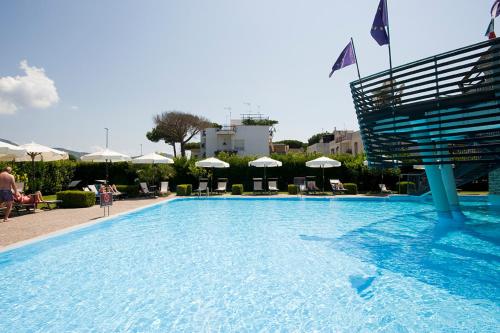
[0,167,18,222]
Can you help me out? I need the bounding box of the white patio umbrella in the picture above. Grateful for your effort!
[132,153,174,187]
[132,153,174,164]
[306,156,341,192]
[0,141,27,161]
[195,157,230,191]
[248,156,282,182]
[15,142,69,191]
[81,148,131,183]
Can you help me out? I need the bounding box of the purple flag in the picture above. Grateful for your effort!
[371,0,389,46]
[329,41,356,78]
[492,0,500,18]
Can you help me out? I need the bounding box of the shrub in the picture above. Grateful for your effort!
[288,184,298,195]
[176,184,192,196]
[231,184,244,195]
[343,183,358,195]
[396,181,416,194]
[56,191,96,208]
[116,184,140,197]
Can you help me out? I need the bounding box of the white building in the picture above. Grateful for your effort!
[200,119,271,157]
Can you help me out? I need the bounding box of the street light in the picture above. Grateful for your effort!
[104,128,109,148]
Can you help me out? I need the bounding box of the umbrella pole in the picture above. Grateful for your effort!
[31,155,36,192]
[322,166,325,193]
[106,160,109,185]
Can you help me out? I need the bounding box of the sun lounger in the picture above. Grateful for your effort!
[215,178,228,195]
[253,178,264,194]
[67,180,82,190]
[267,178,279,194]
[139,182,155,197]
[330,179,347,195]
[87,185,101,202]
[379,184,392,194]
[159,181,169,195]
[293,177,306,194]
[306,179,320,194]
[195,178,209,196]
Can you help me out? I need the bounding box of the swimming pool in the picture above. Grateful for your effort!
[0,197,498,332]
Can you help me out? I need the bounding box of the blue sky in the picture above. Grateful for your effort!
[0,0,494,156]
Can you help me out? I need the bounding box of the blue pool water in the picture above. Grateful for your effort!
[0,197,499,332]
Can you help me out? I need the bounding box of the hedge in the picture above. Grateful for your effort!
[231,184,244,195]
[343,183,358,195]
[56,191,96,208]
[396,181,416,194]
[116,184,140,197]
[176,184,192,196]
[288,184,299,195]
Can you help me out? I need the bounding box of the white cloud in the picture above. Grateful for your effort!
[0,60,59,114]
[70,105,79,110]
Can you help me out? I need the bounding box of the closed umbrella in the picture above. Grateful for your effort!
[306,156,341,192]
[248,156,282,183]
[132,153,174,188]
[0,141,27,161]
[16,142,69,191]
[195,157,230,192]
[81,148,131,184]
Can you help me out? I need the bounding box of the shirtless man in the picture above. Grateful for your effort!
[0,167,18,222]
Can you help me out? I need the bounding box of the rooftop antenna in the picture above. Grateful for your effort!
[244,102,251,113]
[224,106,232,125]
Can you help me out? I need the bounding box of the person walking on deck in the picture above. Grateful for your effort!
[0,167,18,222]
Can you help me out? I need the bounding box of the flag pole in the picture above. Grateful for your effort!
[350,37,366,107]
[385,0,396,168]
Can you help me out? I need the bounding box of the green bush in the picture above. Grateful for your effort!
[288,184,298,195]
[56,191,96,208]
[396,181,415,194]
[116,184,140,197]
[231,184,244,195]
[176,184,192,196]
[343,183,358,195]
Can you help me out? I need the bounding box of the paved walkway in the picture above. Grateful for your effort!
[0,196,173,249]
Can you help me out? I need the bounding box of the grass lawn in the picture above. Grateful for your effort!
[40,194,58,209]
[458,191,489,195]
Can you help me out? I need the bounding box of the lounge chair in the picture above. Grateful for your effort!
[267,178,279,194]
[379,184,392,194]
[215,178,228,195]
[110,185,124,200]
[195,178,209,196]
[330,179,347,195]
[293,177,306,194]
[67,180,82,190]
[253,178,264,194]
[306,179,320,194]
[15,182,24,194]
[139,182,155,197]
[159,181,169,195]
[87,184,101,202]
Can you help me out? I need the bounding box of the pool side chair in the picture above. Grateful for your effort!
[159,181,169,196]
[139,182,155,198]
[293,177,306,195]
[67,180,82,190]
[306,180,320,194]
[110,185,124,200]
[87,184,101,202]
[195,179,209,196]
[268,178,279,194]
[15,182,24,194]
[215,178,228,195]
[253,178,264,195]
[330,179,347,195]
[379,184,392,195]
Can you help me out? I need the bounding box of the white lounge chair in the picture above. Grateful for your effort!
[268,178,279,194]
[139,182,155,197]
[195,178,209,196]
[253,178,264,194]
[215,178,227,195]
[67,180,82,190]
[330,179,347,195]
[379,184,392,194]
[159,181,169,195]
[293,177,306,194]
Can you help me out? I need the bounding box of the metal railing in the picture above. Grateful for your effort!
[351,38,500,166]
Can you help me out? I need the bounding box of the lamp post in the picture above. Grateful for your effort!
[104,127,109,183]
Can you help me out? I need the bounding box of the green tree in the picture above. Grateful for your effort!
[147,111,211,157]
[273,140,306,149]
[307,132,331,146]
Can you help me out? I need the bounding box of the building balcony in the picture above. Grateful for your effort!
[351,38,500,167]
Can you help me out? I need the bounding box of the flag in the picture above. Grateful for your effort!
[371,0,389,46]
[485,18,497,39]
[329,41,356,78]
[492,0,500,18]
